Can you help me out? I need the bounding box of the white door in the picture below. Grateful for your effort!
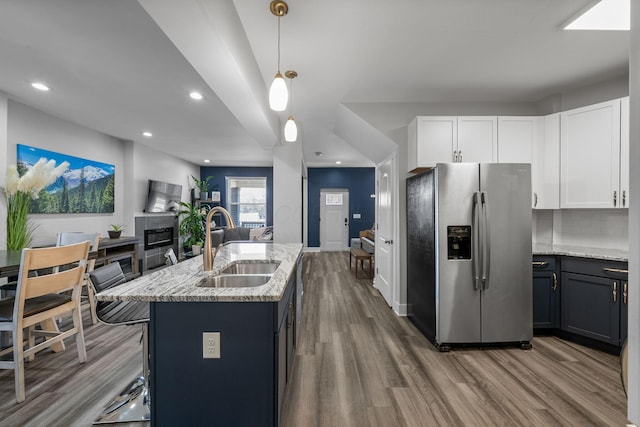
[320,189,349,250]
[376,158,394,307]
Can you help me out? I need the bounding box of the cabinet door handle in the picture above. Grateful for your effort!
[603,267,629,274]
[453,150,458,162]
[552,272,558,291]
[534,192,538,207]
[613,281,617,303]
[613,190,617,207]
[532,261,548,268]
[459,150,463,162]
[287,302,293,329]
[623,282,628,305]
[623,190,626,207]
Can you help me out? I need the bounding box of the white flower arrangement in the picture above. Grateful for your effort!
[4,157,69,249]
[5,158,69,199]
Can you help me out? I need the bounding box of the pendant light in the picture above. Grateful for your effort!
[269,1,289,111]
[284,70,298,142]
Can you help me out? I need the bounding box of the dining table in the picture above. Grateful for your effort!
[0,249,22,281]
[0,250,22,348]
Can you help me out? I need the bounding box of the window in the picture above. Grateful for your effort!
[226,177,267,229]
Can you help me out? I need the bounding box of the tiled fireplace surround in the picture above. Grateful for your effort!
[135,214,179,272]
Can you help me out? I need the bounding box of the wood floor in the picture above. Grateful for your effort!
[0,251,629,426]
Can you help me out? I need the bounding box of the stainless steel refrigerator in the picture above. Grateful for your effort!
[406,163,532,351]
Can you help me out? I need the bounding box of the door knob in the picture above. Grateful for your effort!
[384,239,393,244]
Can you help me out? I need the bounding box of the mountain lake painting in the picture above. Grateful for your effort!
[17,144,115,214]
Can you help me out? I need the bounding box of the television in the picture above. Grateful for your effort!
[144,180,182,213]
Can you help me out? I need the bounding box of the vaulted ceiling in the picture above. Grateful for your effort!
[0,0,629,168]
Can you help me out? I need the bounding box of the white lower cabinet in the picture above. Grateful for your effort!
[560,99,622,209]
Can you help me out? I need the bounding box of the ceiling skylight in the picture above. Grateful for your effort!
[564,0,630,31]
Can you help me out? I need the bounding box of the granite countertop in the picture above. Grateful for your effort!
[95,242,303,303]
[533,243,628,262]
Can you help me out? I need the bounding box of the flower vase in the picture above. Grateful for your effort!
[6,191,32,250]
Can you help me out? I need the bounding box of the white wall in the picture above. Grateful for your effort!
[536,74,630,114]
[627,1,639,423]
[0,93,8,250]
[6,101,125,247]
[552,209,628,250]
[273,142,302,243]
[130,141,199,217]
[2,100,200,248]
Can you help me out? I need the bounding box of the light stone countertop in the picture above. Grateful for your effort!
[533,243,628,262]
[95,242,303,303]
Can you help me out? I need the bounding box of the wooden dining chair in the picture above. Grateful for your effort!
[56,232,101,324]
[0,241,90,403]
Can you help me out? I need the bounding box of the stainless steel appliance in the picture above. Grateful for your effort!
[406,163,532,351]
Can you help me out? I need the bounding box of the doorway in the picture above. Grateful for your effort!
[320,189,349,250]
[376,155,395,308]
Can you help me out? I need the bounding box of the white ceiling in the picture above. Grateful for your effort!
[0,0,630,168]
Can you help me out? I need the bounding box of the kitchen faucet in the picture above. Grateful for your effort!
[203,206,236,271]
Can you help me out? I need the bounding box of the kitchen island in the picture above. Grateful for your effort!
[96,242,303,427]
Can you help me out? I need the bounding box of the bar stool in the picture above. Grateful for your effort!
[88,262,150,424]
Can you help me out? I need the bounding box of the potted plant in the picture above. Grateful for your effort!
[191,175,213,201]
[108,224,124,239]
[178,201,208,255]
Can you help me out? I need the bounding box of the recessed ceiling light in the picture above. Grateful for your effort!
[204,159,210,163]
[189,91,203,100]
[335,161,342,165]
[564,0,629,30]
[142,131,153,138]
[31,82,50,91]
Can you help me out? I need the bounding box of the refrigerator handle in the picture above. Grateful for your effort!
[472,191,481,290]
[481,191,490,289]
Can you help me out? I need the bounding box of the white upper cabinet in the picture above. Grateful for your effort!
[408,116,457,171]
[408,116,496,171]
[497,116,540,208]
[497,116,538,163]
[620,96,630,208]
[456,117,497,163]
[560,99,621,209]
[536,114,561,209]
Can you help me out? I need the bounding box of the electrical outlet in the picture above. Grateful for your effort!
[202,332,221,359]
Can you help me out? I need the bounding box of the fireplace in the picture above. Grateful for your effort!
[135,215,179,272]
[144,227,174,250]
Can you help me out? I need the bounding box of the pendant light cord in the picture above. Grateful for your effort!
[277,16,281,72]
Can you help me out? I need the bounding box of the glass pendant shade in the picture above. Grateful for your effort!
[269,72,288,111]
[284,115,297,142]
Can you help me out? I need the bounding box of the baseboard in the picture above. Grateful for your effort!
[394,302,407,316]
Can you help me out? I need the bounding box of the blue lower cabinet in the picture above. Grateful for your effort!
[532,257,559,329]
[560,257,628,347]
[149,275,297,427]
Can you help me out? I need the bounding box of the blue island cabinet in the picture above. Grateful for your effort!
[149,271,297,427]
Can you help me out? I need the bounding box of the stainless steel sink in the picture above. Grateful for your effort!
[221,261,280,275]
[197,274,272,288]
